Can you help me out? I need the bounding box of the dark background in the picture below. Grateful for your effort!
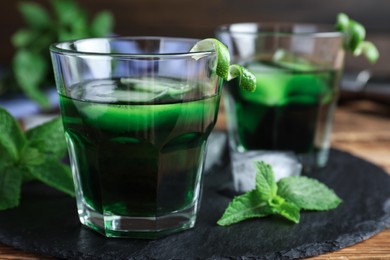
[1,0,389,76]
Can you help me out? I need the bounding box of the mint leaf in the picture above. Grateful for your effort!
[19,147,45,166]
[277,176,342,211]
[336,13,379,63]
[348,20,366,52]
[73,16,89,39]
[13,50,49,108]
[0,107,26,161]
[217,190,272,226]
[0,108,26,210]
[336,13,349,32]
[27,160,74,197]
[22,120,71,188]
[52,0,80,25]
[8,0,115,107]
[255,162,277,201]
[270,195,300,224]
[0,146,13,170]
[355,41,379,64]
[11,29,36,48]
[218,161,342,226]
[18,2,52,29]
[0,108,74,211]
[0,167,23,210]
[90,11,114,37]
[26,117,67,161]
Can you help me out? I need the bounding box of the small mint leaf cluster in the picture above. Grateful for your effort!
[336,13,379,63]
[0,107,74,210]
[190,38,256,92]
[10,0,114,108]
[217,161,342,226]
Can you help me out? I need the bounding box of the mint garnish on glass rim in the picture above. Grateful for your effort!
[217,162,342,226]
[336,13,379,63]
[0,108,74,210]
[190,38,257,92]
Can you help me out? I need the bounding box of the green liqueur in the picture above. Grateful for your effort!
[60,78,220,218]
[226,61,340,154]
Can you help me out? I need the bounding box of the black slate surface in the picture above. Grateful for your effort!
[1,147,390,259]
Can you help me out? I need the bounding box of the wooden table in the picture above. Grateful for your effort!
[1,100,389,259]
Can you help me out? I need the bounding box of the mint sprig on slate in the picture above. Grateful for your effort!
[0,107,74,210]
[217,162,342,226]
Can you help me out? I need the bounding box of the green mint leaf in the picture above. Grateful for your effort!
[218,161,343,226]
[277,176,342,211]
[0,146,13,170]
[58,29,74,42]
[19,147,45,166]
[13,50,49,108]
[0,167,23,210]
[26,117,67,161]
[0,107,27,162]
[18,2,52,29]
[255,162,277,201]
[9,0,114,108]
[356,41,380,64]
[228,64,256,92]
[269,195,300,224]
[52,0,82,26]
[27,160,75,197]
[68,14,89,39]
[52,0,89,41]
[336,13,379,63]
[348,20,366,52]
[217,190,272,226]
[336,13,349,32]
[90,11,114,37]
[11,29,36,48]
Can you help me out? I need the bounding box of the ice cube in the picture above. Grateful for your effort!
[121,77,194,100]
[231,150,302,193]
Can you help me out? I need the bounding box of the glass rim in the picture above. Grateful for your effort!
[49,36,215,58]
[216,22,344,38]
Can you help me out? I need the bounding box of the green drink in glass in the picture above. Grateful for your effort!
[229,61,339,154]
[217,23,345,192]
[51,37,222,238]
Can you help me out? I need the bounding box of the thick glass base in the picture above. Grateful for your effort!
[77,201,198,239]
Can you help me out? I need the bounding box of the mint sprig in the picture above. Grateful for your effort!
[7,0,114,108]
[190,38,256,92]
[0,107,74,210]
[217,162,342,226]
[336,13,379,63]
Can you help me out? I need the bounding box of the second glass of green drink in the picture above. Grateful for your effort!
[217,23,345,192]
[50,37,222,238]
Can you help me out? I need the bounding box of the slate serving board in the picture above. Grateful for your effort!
[1,148,390,260]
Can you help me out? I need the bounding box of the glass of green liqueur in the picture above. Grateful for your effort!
[217,23,345,192]
[50,37,222,238]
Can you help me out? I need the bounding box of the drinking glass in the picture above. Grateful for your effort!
[50,37,222,238]
[217,23,345,192]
